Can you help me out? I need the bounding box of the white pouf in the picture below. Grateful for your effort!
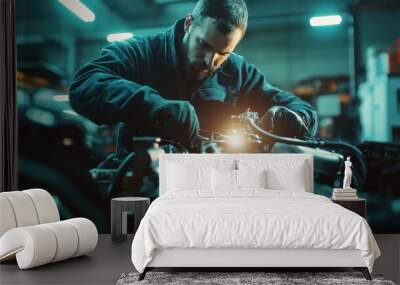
[0,196,17,237]
[0,189,98,269]
[24,188,60,223]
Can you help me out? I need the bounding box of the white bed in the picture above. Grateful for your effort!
[131,154,380,280]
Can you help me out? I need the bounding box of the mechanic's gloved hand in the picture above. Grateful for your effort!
[149,99,200,146]
[258,106,309,138]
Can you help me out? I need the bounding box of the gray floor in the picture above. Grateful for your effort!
[0,235,134,285]
[1,234,399,285]
[373,234,400,284]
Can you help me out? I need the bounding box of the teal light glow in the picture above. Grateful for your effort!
[107,33,133,42]
[58,0,95,22]
[309,15,342,27]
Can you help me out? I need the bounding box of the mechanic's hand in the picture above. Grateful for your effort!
[257,106,309,138]
[149,99,200,146]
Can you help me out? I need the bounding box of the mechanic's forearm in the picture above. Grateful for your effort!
[69,66,163,126]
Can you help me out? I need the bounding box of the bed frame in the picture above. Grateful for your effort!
[139,154,371,280]
[141,248,370,280]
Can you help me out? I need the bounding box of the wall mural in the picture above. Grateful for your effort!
[15,0,400,234]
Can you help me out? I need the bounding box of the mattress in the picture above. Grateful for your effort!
[131,190,380,273]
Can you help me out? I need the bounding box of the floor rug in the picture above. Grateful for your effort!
[116,271,396,285]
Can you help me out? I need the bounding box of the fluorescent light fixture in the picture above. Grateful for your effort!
[53,95,69,102]
[309,15,342,27]
[107,33,133,42]
[58,0,95,22]
[62,110,78,116]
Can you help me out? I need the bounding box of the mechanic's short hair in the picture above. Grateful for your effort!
[191,0,248,34]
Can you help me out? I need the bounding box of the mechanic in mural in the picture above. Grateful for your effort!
[69,0,318,148]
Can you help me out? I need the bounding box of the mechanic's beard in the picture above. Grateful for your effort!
[187,62,218,80]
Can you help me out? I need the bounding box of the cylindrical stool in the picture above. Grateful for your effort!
[111,197,150,242]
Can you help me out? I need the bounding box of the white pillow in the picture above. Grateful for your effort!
[238,158,309,192]
[212,168,236,190]
[236,169,267,189]
[167,162,212,191]
[266,163,307,191]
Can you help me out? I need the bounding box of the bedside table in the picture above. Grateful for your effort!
[332,198,366,218]
[111,197,150,242]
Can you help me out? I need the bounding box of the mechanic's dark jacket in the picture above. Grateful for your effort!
[69,19,318,139]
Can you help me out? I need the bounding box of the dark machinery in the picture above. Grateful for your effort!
[91,109,368,202]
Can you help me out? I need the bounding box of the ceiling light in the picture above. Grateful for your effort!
[53,95,69,102]
[62,110,78,116]
[107,33,133,42]
[309,15,342,27]
[58,0,95,22]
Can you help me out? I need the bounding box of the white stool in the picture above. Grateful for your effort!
[0,189,98,269]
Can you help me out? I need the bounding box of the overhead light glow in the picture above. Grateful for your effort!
[62,110,78,116]
[107,33,133,42]
[58,0,95,22]
[309,15,342,27]
[53,95,69,102]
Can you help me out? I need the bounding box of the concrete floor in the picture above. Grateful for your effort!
[1,234,399,285]
[0,235,134,285]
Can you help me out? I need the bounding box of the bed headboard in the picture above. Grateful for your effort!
[159,153,314,195]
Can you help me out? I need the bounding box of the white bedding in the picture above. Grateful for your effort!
[131,190,380,273]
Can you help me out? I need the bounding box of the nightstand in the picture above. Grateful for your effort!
[111,197,150,242]
[332,198,366,218]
